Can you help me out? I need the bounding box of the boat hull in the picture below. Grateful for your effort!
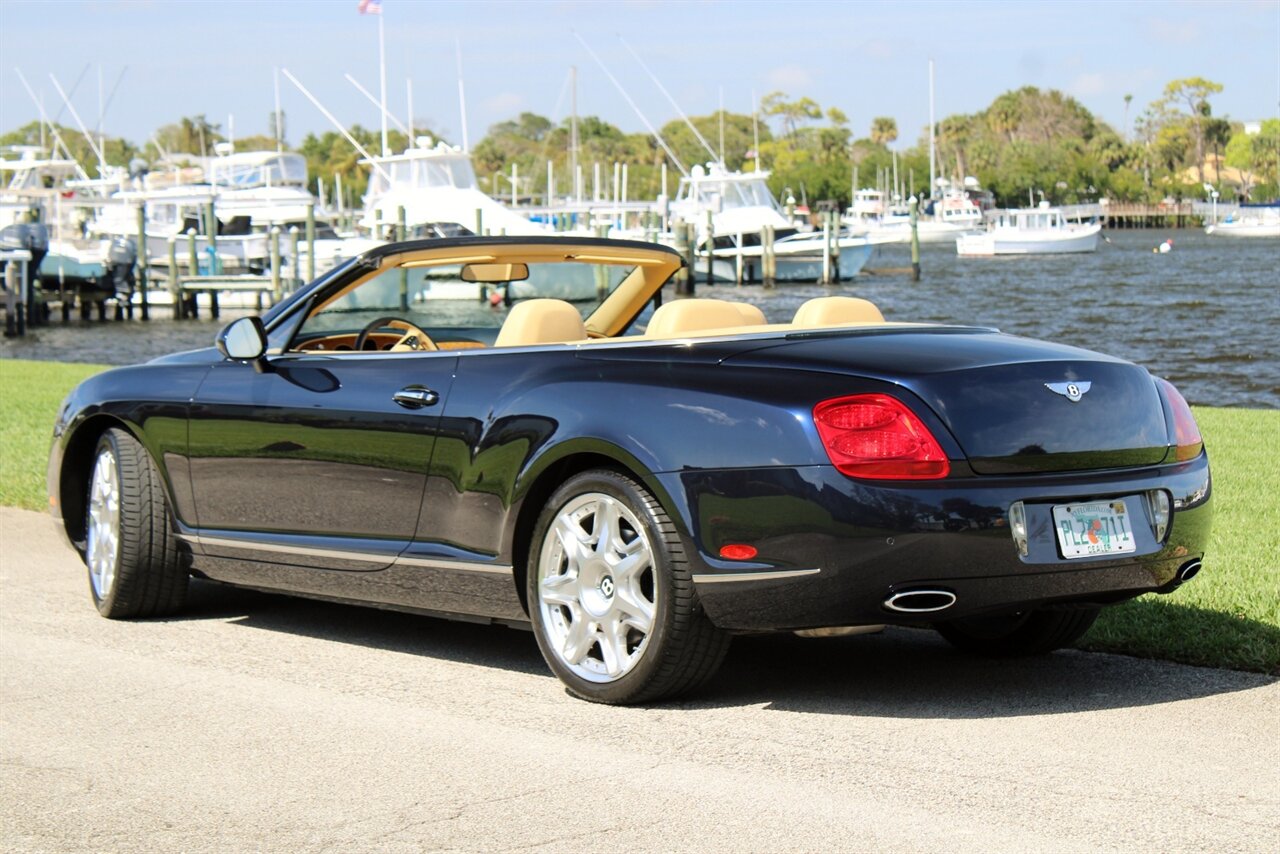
[700,239,874,283]
[1205,222,1280,238]
[957,223,1101,256]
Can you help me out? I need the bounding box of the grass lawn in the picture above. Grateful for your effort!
[2,358,1277,674]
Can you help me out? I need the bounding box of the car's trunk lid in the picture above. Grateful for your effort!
[722,327,1171,474]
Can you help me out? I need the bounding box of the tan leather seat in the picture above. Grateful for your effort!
[494,299,587,347]
[646,298,764,338]
[792,296,884,326]
[733,302,767,325]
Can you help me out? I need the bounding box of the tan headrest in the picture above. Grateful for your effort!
[494,299,587,347]
[646,298,763,337]
[792,296,884,326]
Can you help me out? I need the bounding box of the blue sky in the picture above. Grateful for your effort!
[1,0,1277,154]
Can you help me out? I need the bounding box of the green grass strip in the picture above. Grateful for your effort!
[1083,407,1280,674]
[2,358,1276,673]
[0,359,109,511]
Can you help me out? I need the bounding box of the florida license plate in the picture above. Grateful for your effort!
[1052,500,1137,559]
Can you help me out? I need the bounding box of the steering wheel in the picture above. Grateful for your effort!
[352,316,438,352]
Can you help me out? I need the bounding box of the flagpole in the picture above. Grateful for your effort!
[378,10,388,155]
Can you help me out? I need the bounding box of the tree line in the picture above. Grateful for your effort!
[3,75,1276,210]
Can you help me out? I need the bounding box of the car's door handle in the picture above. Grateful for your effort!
[392,386,439,409]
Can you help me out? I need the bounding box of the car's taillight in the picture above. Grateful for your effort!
[1155,378,1203,462]
[813,394,950,479]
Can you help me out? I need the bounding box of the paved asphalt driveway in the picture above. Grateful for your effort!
[3,506,1277,852]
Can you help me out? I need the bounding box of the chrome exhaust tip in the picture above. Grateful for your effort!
[883,589,957,614]
[1177,559,1202,583]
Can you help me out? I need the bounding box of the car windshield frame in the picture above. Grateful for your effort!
[263,237,683,354]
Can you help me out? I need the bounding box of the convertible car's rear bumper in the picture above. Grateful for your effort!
[660,453,1212,632]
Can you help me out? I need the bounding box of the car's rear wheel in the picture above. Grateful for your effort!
[528,469,729,704]
[935,607,1100,656]
[85,428,189,619]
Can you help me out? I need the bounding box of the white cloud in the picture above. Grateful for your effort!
[1070,73,1108,97]
[483,92,525,114]
[1147,18,1202,45]
[765,65,814,91]
[864,39,894,60]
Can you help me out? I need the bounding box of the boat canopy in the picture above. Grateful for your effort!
[365,154,479,196]
[677,170,780,212]
[205,152,309,190]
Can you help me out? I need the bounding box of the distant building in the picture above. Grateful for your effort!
[1243,121,1262,135]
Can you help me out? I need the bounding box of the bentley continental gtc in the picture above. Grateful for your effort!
[48,236,1212,703]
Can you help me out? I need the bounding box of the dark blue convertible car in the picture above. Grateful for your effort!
[48,237,1212,703]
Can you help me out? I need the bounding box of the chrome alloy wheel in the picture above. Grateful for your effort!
[86,446,121,600]
[536,492,658,683]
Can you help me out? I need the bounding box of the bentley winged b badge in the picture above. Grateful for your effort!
[1045,381,1091,402]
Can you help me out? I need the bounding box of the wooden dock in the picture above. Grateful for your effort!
[1099,203,1202,229]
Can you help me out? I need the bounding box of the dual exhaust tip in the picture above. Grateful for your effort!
[885,560,1203,613]
[883,589,956,613]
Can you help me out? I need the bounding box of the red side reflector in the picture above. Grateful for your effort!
[813,394,950,479]
[1155,378,1203,462]
[718,544,758,561]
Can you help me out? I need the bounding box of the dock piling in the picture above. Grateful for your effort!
[821,213,832,285]
[909,196,921,282]
[134,204,146,320]
[167,237,179,318]
[288,227,301,292]
[306,203,317,281]
[735,232,744,286]
[186,228,199,319]
[675,221,693,296]
[763,225,776,287]
[270,227,282,303]
[704,210,715,286]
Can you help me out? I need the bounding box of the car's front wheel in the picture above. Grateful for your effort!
[84,428,189,619]
[934,607,1100,656]
[528,469,729,704]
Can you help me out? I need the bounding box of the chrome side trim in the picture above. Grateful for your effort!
[192,534,394,564]
[187,534,513,575]
[692,568,820,584]
[393,556,513,575]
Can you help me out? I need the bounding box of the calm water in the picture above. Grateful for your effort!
[3,229,1276,408]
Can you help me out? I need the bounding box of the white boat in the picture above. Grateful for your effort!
[1205,206,1280,238]
[671,164,873,282]
[957,203,1101,256]
[360,137,545,236]
[91,186,268,271]
[845,185,986,244]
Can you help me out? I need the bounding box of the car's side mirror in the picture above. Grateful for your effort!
[216,316,269,371]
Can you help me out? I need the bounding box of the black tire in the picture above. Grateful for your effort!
[527,469,730,704]
[935,607,1100,656]
[83,428,189,619]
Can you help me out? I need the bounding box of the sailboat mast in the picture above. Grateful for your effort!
[456,38,470,152]
[570,65,579,201]
[752,90,760,171]
[378,12,388,155]
[274,67,283,153]
[928,58,936,200]
[718,87,725,165]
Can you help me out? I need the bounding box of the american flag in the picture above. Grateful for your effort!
[358,0,382,14]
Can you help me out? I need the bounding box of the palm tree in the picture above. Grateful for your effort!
[870,116,898,147]
[1123,94,1133,142]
